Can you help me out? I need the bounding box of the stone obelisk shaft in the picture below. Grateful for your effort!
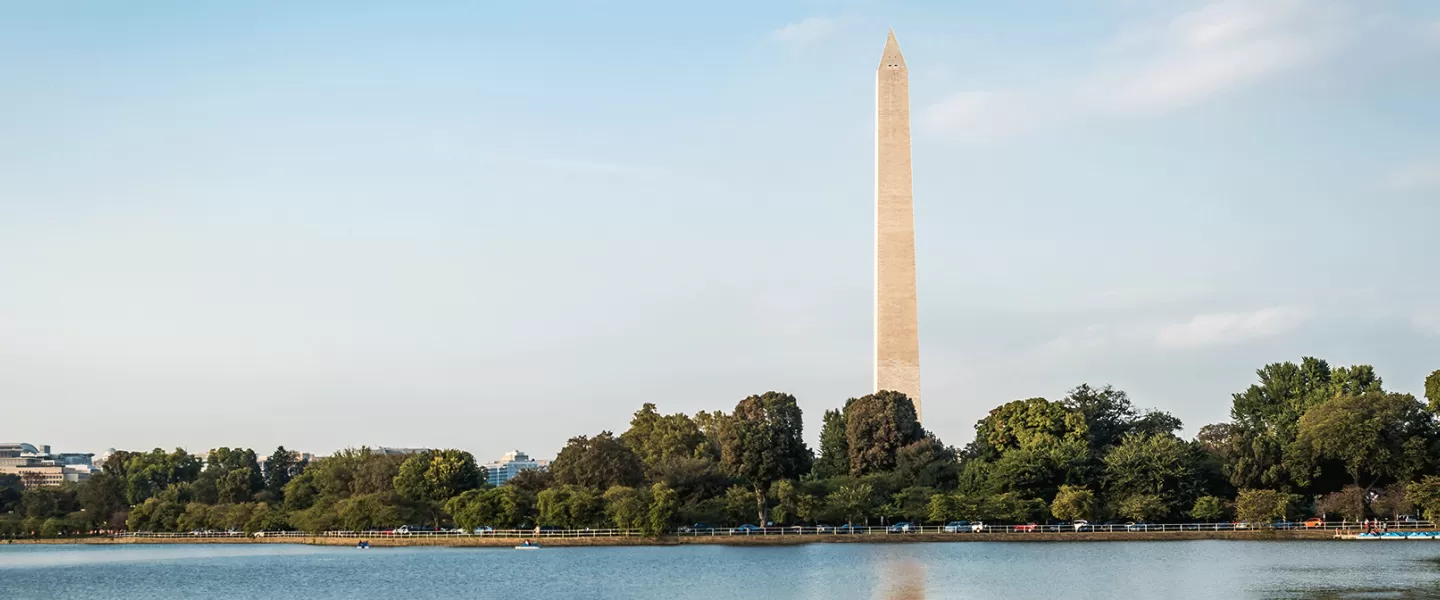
[875,30,921,421]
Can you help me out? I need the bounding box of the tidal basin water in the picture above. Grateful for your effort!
[4,541,1440,600]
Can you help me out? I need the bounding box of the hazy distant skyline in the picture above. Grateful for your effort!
[3,0,1438,460]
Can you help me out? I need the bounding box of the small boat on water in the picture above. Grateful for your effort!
[357,541,370,549]
[515,541,541,550]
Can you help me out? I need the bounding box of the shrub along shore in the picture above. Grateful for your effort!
[5,358,1440,541]
[7,529,1346,546]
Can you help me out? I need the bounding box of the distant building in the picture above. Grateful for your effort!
[94,448,118,467]
[483,451,549,486]
[0,443,93,488]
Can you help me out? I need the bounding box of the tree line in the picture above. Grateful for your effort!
[5,359,1440,537]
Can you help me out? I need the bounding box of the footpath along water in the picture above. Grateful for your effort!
[4,540,1440,599]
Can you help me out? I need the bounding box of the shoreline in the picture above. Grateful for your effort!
[4,530,1356,547]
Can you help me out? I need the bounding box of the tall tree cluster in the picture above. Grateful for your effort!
[7,362,1440,538]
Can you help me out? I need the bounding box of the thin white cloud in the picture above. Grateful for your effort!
[923,0,1361,139]
[1155,306,1315,348]
[770,17,838,44]
[1383,158,1440,191]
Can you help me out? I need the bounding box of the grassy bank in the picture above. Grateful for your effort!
[4,529,1349,547]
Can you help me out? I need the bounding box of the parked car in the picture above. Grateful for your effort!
[1046,521,1071,533]
[678,523,714,533]
[887,522,914,533]
[473,526,494,534]
[942,521,971,533]
[1271,520,1297,530]
[970,521,987,533]
[1073,520,1091,532]
[1126,522,1150,532]
[837,524,862,534]
[733,524,762,534]
[813,524,835,533]
[1015,523,1039,532]
[1302,518,1324,529]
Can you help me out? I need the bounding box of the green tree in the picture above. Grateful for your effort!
[984,443,1088,502]
[1288,391,1437,493]
[75,472,126,527]
[199,448,265,504]
[602,486,651,530]
[692,410,729,460]
[289,503,338,534]
[446,485,541,531]
[1116,494,1167,522]
[107,448,202,505]
[980,493,1047,523]
[813,408,850,478]
[1190,496,1230,522]
[1199,422,1287,491]
[39,518,71,537]
[537,485,605,529]
[22,487,76,519]
[1050,485,1096,522]
[177,503,211,532]
[217,468,258,504]
[971,397,1090,459]
[1315,486,1367,522]
[393,449,485,528]
[621,404,707,474]
[1234,488,1287,524]
[127,496,185,532]
[654,456,730,506]
[718,392,812,524]
[887,486,934,523]
[1407,477,1440,521]
[0,474,22,513]
[264,446,305,498]
[1222,358,1339,489]
[550,432,645,490]
[1061,384,1178,450]
[894,436,961,490]
[829,483,874,526]
[1426,370,1440,413]
[1103,432,1199,518]
[493,485,537,528]
[245,502,289,534]
[648,482,679,535]
[927,493,958,523]
[845,391,923,475]
[503,469,555,493]
[769,480,803,525]
[336,493,402,531]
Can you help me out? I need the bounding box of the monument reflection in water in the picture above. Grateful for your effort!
[884,559,926,600]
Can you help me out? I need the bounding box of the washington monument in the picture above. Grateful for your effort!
[874,30,922,421]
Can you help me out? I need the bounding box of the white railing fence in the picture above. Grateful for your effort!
[109,519,1434,539]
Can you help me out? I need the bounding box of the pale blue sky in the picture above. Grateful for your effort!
[2,0,1438,461]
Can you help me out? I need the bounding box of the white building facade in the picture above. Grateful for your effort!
[483,451,549,486]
